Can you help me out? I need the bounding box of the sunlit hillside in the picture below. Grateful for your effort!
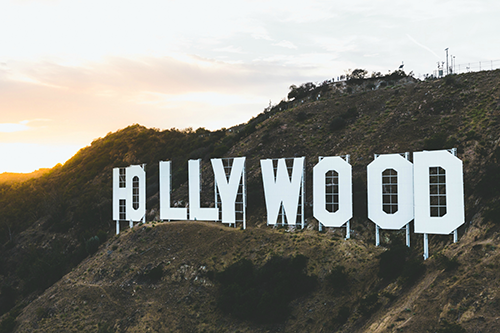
[2,69,500,332]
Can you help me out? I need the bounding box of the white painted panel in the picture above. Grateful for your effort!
[188,159,218,221]
[125,165,146,221]
[260,157,304,225]
[112,167,125,221]
[313,156,352,227]
[414,150,464,234]
[159,161,187,220]
[367,154,414,230]
[211,157,245,224]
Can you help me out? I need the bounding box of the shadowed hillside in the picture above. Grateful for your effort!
[2,69,500,332]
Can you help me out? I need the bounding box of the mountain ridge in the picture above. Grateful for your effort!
[1,69,500,332]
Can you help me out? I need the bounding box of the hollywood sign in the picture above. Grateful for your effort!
[113,149,464,258]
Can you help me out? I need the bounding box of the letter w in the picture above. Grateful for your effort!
[260,157,304,225]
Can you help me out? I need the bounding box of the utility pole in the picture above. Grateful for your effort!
[445,48,449,75]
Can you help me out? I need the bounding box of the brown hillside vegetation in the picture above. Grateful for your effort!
[0,168,50,185]
[2,69,500,332]
[14,221,500,333]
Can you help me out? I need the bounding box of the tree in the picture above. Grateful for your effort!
[348,69,368,80]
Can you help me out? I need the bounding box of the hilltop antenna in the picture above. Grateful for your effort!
[445,48,449,75]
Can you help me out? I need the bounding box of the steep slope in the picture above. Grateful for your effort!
[13,219,500,333]
[2,69,500,332]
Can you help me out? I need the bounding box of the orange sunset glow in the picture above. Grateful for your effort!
[1,0,498,172]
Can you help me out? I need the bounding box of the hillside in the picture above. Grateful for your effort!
[0,169,50,185]
[2,69,500,332]
[12,220,500,333]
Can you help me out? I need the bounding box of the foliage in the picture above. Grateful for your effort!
[329,117,347,131]
[211,144,230,158]
[435,253,460,272]
[336,306,350,325]
[341,107,358,120]
[476,163,500,199]
[378,241,408,280]
[483,201,500,224]
[287,81,330,101]
[215,255,316,323]
[296,111,309,122]
[423,132,449,150]
[16,241,83,295]
[0,307,21,333]
[97,322,114,333]
[437,319,466,333]
[378,239,425,285]
[0,315,16,333]
[359,292,380,316]
[326,265,349,293]
[444,74,461,87]
[0,285,16,316]
[140,264,164,283]
[347,69,368,80]
[288,82,317,100]
[346,69,409,86]
[85,236,101,255]
[400,257,426,286]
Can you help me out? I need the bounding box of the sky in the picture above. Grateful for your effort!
[1,0,499,173]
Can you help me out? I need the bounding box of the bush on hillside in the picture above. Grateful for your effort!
[341,107,358,119]
[326,265,349,293]
[437,320,466,333]
[435,253,460,272]
[336,306,350,325]
[139,264,164,283]
[85,236,101,255]
[296,111,309,122]
[359,292,380,316]
[423,132,448,150]
[215,255,316,323]
[329,117,347,131]
[378,238,425,285]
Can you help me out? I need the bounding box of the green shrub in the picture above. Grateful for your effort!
[444,74,460,87]
[141,264,163,283]
[378,239,426,285]
[341,107,358,119]
[437,319,466,333]
[0,307,21,333]
[359,292,380,316]
[215,255,316,323]
[96,230,108,243]
[400,257,426,286]
[435,254,459,272]
[0,285,16,316]
[211,144,229,158]
[296,111,309,122]
[326,265,349,293]
[476,164,500,199]
[97,322,113,333]
[336,306,350,325]
[423,132,448,150]
[85,236,101,255]
[329,117,347,131]
[378,240,409,280]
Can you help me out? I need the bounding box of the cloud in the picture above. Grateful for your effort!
[0,142,81,173]
[406,34,441,59]
[214,46,245,54]
[0,122,31,133]
[0,54,306,149]
[274,40,298,49]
